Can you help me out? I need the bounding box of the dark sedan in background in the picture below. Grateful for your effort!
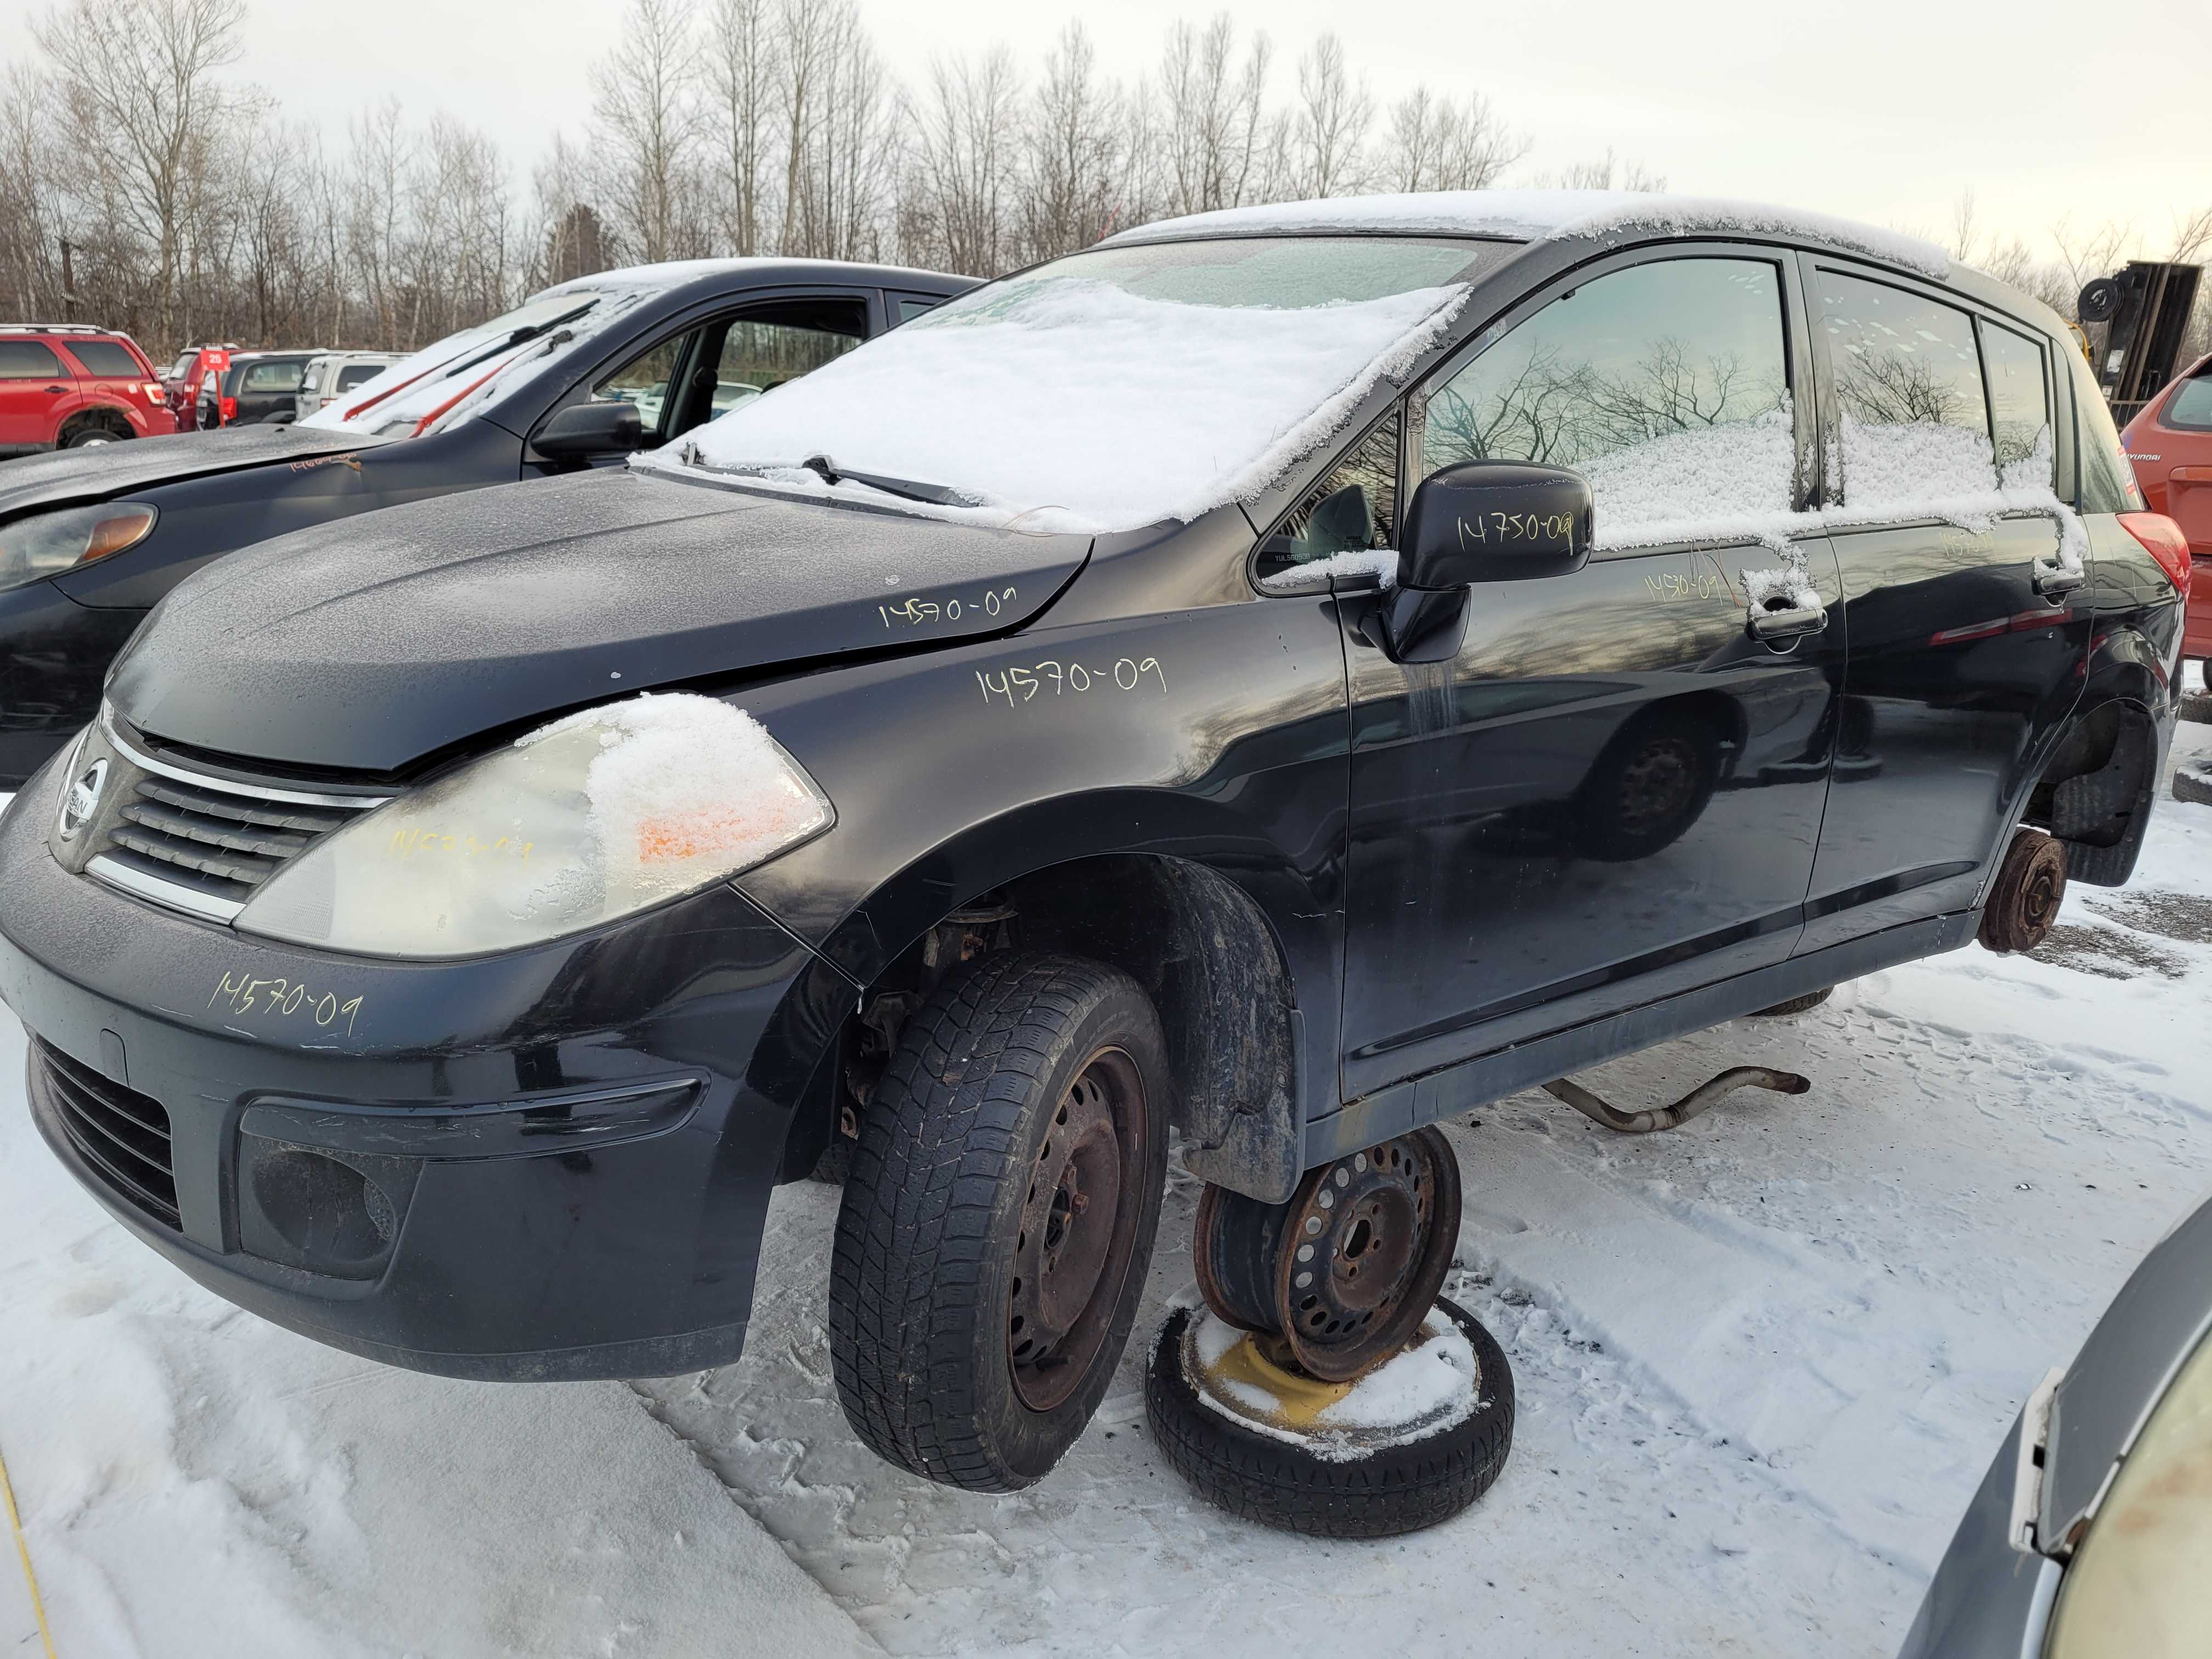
[0,257,972,786]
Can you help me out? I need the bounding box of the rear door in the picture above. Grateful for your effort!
[58,336,158,426]
[0,338,75,449]
[1333,246,1845,1096]
[1796,261,2091,952]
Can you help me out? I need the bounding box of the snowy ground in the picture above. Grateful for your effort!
[4,710,2210,1658]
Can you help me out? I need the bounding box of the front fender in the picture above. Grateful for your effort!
[733,593,1353,1155]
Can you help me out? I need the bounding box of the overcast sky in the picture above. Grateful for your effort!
[48,0,2212,263]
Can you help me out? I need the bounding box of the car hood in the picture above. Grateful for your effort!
[0,425,396,521]
[108,468,1092,774]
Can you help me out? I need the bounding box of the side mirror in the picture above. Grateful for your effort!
[1397,460,1593,589]
[1379,461,1594,663]
[534,400,644,463]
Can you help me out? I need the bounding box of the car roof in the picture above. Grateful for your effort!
[1104,188,1953,276]
[536,256,978,306]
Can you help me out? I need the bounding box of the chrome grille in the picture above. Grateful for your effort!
[84,718,387,923]
[35,1039,179,1229]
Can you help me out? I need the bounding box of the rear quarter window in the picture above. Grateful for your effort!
[2164,373,2212,431]
[65,339,145,378]
[2069,349,2147,512]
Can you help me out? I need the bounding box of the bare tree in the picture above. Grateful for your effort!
[33,0,247,342]
[706,0,781,257]
[1289,35,1371,198]
[1158,15,1276,215]
[1016,24,1130,260]
[1533,149,1668,191]
[590,0,704,264]
[1379,86,1526,192]
[906,48,1023,274]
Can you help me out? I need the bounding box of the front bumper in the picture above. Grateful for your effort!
[0,757,851,1380]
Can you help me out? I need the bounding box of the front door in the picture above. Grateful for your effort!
[1797,264,2091,951]
[1334,250,1844,1097]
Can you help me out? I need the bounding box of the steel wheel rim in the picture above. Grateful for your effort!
[1276,1126,1462,1383]
[1008,1046,1147,1411]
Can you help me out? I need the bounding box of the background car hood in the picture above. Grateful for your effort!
[0,426,396,521]
[108,468,1091,774]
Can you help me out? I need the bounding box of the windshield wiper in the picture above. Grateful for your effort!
[799,453,977,507]
[437,301,601,381]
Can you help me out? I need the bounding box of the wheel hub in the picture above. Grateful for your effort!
[1193,1126,1463,1383]
[1008,1050,1144,1410]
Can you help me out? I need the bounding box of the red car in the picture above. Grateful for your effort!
[0,325,174,454]
[161,343,239,432]
[2122,349,2212,668]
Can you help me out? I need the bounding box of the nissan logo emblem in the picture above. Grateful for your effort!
[58,757,108,842]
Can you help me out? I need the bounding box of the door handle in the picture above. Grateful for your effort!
[43,384,67,393]
[2033,561,2086,598]
[1748,602,1827,642]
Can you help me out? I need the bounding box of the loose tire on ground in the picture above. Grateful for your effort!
[829,951,1170,1492]
[1146,1299,1515,1538]
[1751,986,1834,1017]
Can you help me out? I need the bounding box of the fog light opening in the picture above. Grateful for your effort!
[249,1147,394,1265]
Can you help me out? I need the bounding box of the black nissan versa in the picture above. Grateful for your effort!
[0,191,2186,1496]
[0,256,973,787]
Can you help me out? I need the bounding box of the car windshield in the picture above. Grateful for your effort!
[299,284,658,439]
[667,234,1515,534]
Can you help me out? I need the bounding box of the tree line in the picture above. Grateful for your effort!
[1,0,2204,371]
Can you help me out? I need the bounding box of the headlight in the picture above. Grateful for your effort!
[2044,1329,2212,1656]
[0,503,157,593]
[236,694,832,958]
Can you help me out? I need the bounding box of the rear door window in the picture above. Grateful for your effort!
[1818,270,1991,504]
[0,340,66,379]
[335,363,386,393]
[1419,255,1795,547]
[1980,321,2052,484]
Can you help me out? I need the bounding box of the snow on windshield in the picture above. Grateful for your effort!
[1111,189,1952,280]
[298,284,656,439]
[652,238,1487,534]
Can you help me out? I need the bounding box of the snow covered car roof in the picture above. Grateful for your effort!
[1105,189,1952,281]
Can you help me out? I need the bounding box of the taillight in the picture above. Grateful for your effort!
[143,382,163,402]
[220,396,236,422]
[2118,512,2192,599]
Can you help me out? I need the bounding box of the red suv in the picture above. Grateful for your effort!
[2123,349,2212,669]
[0,325,173,454]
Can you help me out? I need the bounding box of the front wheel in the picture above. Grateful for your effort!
[829,951,1170,1491]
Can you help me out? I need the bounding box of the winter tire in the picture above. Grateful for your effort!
[1146,1297,1515,1539]
[1751,986,1833,1017]
[830,951,1170,1492]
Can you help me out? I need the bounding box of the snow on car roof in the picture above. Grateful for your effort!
[1107,189,1952,280]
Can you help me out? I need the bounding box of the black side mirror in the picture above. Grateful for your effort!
[1397,461,1592,588]
[534,400,644,463]
[1380,461,1594,663]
